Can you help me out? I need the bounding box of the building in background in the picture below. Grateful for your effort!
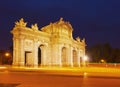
[11,18,86,67]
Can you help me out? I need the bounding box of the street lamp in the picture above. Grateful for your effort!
[5,52,10,57]
[100,59,106,63]
[84,55,88,61]
[4,52,12,65]
[0,51,12,65]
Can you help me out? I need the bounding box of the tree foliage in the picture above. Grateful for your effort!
[87,43,120,63]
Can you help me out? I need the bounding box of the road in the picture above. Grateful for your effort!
[0,70,120,87]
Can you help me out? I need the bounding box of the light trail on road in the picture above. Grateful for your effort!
[0,70,120,87]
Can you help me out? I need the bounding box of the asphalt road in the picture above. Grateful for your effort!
[0,70,120,87]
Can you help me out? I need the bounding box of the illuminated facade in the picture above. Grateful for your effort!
[11,18,86,67]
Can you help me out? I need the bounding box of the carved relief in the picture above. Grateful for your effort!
[25,39,33,47]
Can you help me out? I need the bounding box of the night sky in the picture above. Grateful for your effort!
[0,0,120,50]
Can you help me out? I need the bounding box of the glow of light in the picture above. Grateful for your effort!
[83,72,88,78]
[100,59,105,63]
[84,55,88,61]
[5,52,10,57]
[0,66,7,69]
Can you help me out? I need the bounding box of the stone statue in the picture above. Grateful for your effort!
[82,38,85,43]
[15,18,27,27]
[58,17,64,24]
[76,36,80,42]
[31,23,38,30]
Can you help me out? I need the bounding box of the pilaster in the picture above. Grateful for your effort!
[33,39,38,66]
[12,38,19,65]
[58,45,62,67]
[18,36,25,66]
[77,50,80,67]
[70,47,73,67]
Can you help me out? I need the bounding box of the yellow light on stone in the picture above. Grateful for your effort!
[11,18,86,67]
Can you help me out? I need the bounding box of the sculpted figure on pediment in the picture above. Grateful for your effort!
[82,38,85,43]
[15,18,27,27]
[76,36,80,42]
[58,17,64,24]
[31,23,38,30]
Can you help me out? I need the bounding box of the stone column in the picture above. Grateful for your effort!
[47,46,51,66]
[70,46,73,67]
[33,39,38,67]
[67,46,70,66]
[79,50,82,67]
[40,46,43,65]
[12,38,15,65]
[58,45,62,67]
[12,38,19,65]
[19,37,25,66]
[67,45,72,66]
[66,46,69,66]
[77,50,80,67]
[42,46,47,66]
[51,44,58,65]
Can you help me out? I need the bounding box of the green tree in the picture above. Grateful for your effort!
[87,43,120,63]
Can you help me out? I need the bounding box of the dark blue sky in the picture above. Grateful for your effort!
[0,0,120,50]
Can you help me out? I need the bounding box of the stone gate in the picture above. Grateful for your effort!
[11,18,86,67]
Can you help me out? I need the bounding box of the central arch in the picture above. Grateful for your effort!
[38,44,46,66]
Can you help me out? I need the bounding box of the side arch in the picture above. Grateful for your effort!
[73,50,78,66]
[61,47,68,66]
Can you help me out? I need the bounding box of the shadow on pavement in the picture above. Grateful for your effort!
[0,83,20,87]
